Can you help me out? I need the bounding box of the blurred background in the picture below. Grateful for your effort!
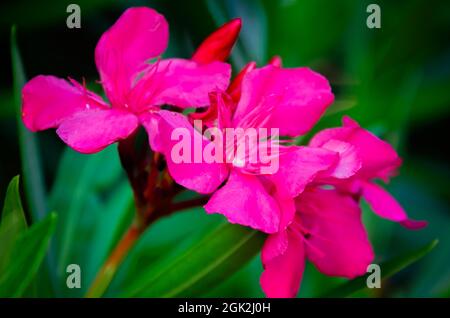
[0,0,449,297]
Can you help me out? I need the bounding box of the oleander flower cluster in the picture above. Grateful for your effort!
[21,7,426,298]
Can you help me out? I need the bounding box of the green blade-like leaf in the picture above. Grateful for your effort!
[10,26,47,221]
[48,146,127,296]
[10,25,56,297]
[120,222,265,297]
[0,212,57,297]
[322,239,439,297]
[83,182,134,287]
[1,175,27,228]
[0,176,28,273]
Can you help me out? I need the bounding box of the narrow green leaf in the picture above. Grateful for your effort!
[0,212,57,297]
[105,207,224,296]
[121,223,265,297]
[1,175,27,228]
[0,176,28,273]
[10,26,47,221]
[10,26,55,297]
[322,239,439,297]
[83,182,134,287]
[48,146,125,296]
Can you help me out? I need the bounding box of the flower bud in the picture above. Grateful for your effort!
[192,18,242,63]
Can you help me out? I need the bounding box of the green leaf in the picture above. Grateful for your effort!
[119,222,265,297]
[0,212,57,297]
[11,26,47,221]
[11,25,56,297]
[205,255,264,297]
[1,175,27,228]
[106,206,222,296]
[0,176,28,273]
[83,182,134,286]
[322,239,439,297]
[47,146,129,296]
[386,174,450,297]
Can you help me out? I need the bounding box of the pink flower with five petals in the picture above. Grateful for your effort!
[21,7,231,154]
[260,117,426,298]
[309,116,427,229]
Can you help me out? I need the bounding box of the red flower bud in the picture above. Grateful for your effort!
[192,18,242,64]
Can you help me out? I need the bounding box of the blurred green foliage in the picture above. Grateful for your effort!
[1,0,449,297]
[0,177,57,297]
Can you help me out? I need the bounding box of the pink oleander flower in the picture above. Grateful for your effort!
[309,116,427,229]
[21,7,235,154]
[260,117,427,298]
[157,61,338,233]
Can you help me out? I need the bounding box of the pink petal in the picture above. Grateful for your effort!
[157,110,229,194]
[95,7,168,106]
[204,171,280,233]
[130,59,231,110]
[361,181,427,229]
[233,65,334,136]
[275,192,297,231]
[310,117,401,181]
[319,139,362,179]
[139,112,163,153]
[342,116,360,128]
[297,188,375,278]
[268,55,282,67]
[22,75,108,131]
[343,128,401,181]
[260,231,305,298]
[269,146,338,198]
[261,231,289,265]
[400,219,429,230]
[56,109,138,154]
[309,126,350,148]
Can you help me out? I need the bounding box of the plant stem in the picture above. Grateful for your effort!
[169,196,209,212]
[85,194,209,297]
[85,221,142,298]
[85,133,208,297]
[86,134,157,298]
